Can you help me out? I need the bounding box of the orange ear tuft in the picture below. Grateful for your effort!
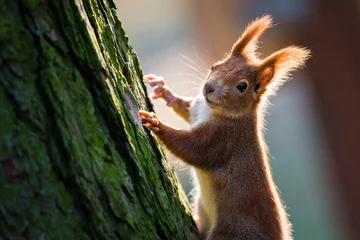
[256,46,311,94]
[231,15,273,56]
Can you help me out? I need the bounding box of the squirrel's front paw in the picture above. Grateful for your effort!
[144,74,175,104]
[139,110,160,133]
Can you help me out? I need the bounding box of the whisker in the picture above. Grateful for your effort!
[181,61,204,76]
[166,72,204,83]
[193,45,201,61]
[178,53,201,69]
[204,49,216,62]
[186,73,205,83]
[173,73,205,83]
[170,80,202,89]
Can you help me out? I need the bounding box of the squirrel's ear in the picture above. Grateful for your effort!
[231,15,272,56]
[255,46,311,95]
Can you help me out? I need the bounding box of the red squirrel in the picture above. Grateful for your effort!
[139,16,310,240]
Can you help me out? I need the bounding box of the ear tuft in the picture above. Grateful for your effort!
[256,46,311,94]
[231,15,273,56]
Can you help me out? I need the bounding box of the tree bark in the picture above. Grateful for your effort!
[0,0,197,239]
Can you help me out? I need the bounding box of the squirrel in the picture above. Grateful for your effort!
[139,15,310,240]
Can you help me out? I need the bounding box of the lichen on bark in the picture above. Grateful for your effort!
[0,0,197,239]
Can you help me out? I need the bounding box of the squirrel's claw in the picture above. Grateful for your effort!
[139,111,160,133]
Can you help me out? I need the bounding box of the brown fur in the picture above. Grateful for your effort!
[140,15,310,240]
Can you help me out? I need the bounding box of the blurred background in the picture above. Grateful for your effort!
[117,1,360,239]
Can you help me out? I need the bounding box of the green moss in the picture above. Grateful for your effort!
[0,0,197,239]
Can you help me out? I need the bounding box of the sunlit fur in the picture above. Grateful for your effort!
[206,41,310,120]
[231,15,272,59]
[141,15,310,240]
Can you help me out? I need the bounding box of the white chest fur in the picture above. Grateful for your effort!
[189,95,212,128]
[189,95,217,226]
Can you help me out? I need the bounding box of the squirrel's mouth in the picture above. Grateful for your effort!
[205,97,218,106]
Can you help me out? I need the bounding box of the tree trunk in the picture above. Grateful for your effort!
[0,1,197,239]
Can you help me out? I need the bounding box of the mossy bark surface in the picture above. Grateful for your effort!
[0,1,196,239]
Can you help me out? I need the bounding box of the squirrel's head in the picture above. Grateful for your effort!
[203,15,311,119]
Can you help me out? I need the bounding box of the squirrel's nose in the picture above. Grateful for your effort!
[204,83,215,94]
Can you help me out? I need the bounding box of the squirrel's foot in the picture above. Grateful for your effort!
[139,110,161,133]
[144,74,175,104]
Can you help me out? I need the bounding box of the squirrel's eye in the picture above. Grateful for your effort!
[236,82,248,92]
[211,65,215,70]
